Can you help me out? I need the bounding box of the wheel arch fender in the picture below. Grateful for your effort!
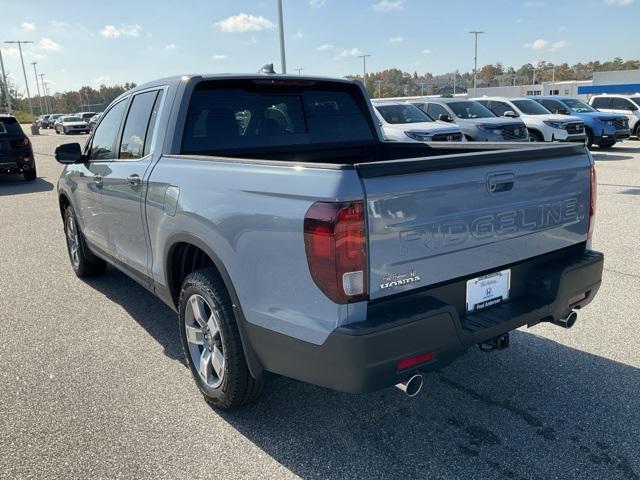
[163,232,265,379]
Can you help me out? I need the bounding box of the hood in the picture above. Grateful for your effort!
[384,121,461,134]
[523,113,582,123]
[567,111,625,121]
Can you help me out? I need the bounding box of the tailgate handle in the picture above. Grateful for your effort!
[487,173,514,194]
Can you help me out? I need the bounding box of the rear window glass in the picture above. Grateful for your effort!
[0,117,24,136]
[181,81,375,154]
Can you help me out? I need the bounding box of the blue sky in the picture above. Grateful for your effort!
[0,0,638,93]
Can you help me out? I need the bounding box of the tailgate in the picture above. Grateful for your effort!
[357,146,592,300]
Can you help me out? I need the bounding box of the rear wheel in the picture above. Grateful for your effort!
[63,205,107,277]
[23,167,36,181]
[179,268,264,410]
[597,141,616,149]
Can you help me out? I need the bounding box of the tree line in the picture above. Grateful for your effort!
[350,57,639,98]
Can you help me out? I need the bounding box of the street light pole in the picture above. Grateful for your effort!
[357,54,371,91]
[39,73,49,114]
[277,0,287,74]
[0,47,12,113]
[468,31,484,97]
[31,62,43,115]
[5,41,34,117]
[295,67,304,76]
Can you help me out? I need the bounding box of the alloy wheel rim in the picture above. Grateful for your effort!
[66,215,80,268]
[185,294,225,388]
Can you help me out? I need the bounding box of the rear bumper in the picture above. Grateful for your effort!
[246,247,603,393]
[0,156,34,174]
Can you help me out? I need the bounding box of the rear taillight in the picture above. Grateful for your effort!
[304,201,368,304]
[588,164,597,239]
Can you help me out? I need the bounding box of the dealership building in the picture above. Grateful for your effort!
[471,69,640,99]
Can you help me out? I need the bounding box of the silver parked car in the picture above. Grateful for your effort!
[414,98,529,141]
[55,115,90,135]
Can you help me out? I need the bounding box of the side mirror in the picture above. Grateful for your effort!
[438,114,453,122]
[503,110,518,118]
[55,143,86,164]
[628,104,638,112]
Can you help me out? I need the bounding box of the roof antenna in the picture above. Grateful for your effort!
[258,63,276,75]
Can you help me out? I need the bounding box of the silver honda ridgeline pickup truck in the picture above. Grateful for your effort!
[55,75,603,409]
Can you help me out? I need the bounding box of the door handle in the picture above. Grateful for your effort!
[487,172,514,194]
[127,174,141,187]
[93,175,102,185]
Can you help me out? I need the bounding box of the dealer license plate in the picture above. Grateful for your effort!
[466,269,510,313]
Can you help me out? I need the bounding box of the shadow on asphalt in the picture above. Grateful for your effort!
[592,153,635,162]
[0,176,54,196]
[82,267,640,480]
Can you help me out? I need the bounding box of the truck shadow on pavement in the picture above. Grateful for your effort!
[0,176,54,196]
[592,153,635,162]
[83,268,639,480]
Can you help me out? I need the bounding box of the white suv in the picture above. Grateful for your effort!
[590,94,640,138]
[372,100,464,143]
[473,97,586,143]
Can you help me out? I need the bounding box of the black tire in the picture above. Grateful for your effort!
[597,141,616,149]
[63,205,107,278]
[62,127,67,135]
[585,129,594,150]
[23,167,36,181]
[55,128,60,134]
[179,268,264,410]
[528,130,544,142]
[634,124,640,139]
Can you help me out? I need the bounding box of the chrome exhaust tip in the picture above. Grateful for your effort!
[553,311,578,329]
[395,374,424,397]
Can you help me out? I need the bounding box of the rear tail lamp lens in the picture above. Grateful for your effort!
[588,164,597,239]
[304,201,368,304]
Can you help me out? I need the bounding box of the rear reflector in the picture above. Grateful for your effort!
[304,201,367,304]
[397,352,433,371]
[568,292,587,306]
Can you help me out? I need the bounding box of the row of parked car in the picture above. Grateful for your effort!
[37,111,102,135]
[372,93,638,150]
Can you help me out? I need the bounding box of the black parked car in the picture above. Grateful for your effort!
[0,115,37,181]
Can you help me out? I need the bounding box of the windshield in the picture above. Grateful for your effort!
[0,117,24,136]
[562,98,596,113]
[512,99,552,115]
[448,101,495,119]
[63,116,82,122]
[375,104,432,124]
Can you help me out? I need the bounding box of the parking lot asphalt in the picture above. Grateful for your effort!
[1,128,639,480]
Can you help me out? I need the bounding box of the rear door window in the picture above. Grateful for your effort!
[488,101,516,117]
[426,103,450,120]
[181,81,375,154]
[611,97,634,110]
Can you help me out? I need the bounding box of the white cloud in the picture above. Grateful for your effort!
[293,30,303,39]
[214,13,274,33]
[3,47,20,57]
[421,48,432,54]
[309,0,326,7]
[558,25,568,32]
[37,38,61,51]
[339,47,363,57]
[50,20,69,29]
[21,22,35,32]
[317,44,333,51]
[94,76,111,85]
[516,18,525,23]
[100,24,142,39]
[212,54,228,60]
[372,0,404,12]
[389,36,404,43]
[524,38,570,52]
[524,1,546,6]
[550,40,570,51]
[604,0,633,5]
[525,38,550,50]
[165,43,176,50]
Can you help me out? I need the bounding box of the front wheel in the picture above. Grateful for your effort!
[23,167,36,181]
[179,268,264,410]
[585,129,594,150]
[528,130,544,142]
[63,205,107,277]
[597,141,616,149]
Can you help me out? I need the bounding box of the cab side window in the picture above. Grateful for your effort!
[90,100,128,160]
[541,99,565,114]
[488,101,514,117]
[426,103,449,120]
[591,97,611,109]
[119,90,163,160]
[611,97,635,111]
